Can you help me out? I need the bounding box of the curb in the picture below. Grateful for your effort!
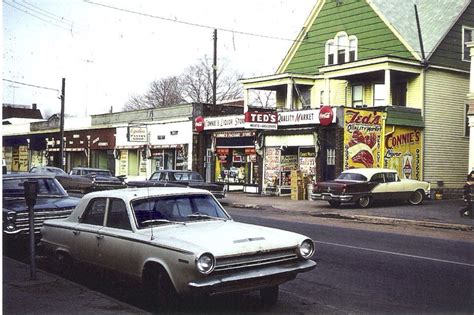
[224,202,473,232]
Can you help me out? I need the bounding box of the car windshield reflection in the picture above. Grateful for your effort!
[3,178,68,198]
[132,194,229,228]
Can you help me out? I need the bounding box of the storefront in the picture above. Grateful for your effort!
[261,108,336,196]
[213,130,258,190]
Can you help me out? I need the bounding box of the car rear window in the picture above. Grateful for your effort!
[336,173,367,181]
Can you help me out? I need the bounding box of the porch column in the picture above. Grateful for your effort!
[243,88,249,113]
[286,82,293,110]
[324,78,330,105]
[385,69,391,106]
[467,42,474,172]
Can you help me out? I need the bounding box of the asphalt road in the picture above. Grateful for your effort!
[6,206,474,314]
[229,208,474,314]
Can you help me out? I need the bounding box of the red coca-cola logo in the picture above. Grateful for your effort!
[319,106,333,126]
[195,116,204,133]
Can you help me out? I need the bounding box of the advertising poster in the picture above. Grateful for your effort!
[384,126,423,180]
[18,145,29,172]
[343,109,386,169]
[119,150,128,176]
[264,147,281,187]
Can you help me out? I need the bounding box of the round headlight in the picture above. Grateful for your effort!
[6,212,16,221]
[196,252,215,274]
[298,239,315,259]
[5,222,16,232]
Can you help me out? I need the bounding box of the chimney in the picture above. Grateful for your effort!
[32,103,37,110]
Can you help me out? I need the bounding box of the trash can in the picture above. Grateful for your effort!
[307,184,313,200]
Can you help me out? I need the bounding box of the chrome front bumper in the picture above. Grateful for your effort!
[188,259,316,296]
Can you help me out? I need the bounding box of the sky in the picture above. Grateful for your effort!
[2,0,316,118]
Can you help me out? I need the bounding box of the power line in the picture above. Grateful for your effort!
[3,0,74,33]
[84,0,433,57]
[2,78,60,92]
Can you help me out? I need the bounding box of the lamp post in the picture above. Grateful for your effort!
[86,135,91,168]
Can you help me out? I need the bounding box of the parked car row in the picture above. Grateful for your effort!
[28,167,226,199]
[2,172,316,307]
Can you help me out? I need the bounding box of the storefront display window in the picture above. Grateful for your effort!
[215,148,257,184]
[264,146,316,195]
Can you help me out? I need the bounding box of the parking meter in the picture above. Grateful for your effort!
[24,179,38,209]
[23,179,38,280]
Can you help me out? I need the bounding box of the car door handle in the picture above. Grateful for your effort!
[96,234,104,240]
[72,230,80,236]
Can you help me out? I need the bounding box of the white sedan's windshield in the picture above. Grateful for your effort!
[132,194,229,228]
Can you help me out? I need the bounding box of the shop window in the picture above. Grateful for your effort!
[352,85,363,107]
[373,84,386,106]
[463,26,473,62]
[326,148,335,166]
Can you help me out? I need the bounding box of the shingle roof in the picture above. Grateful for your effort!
[368,0,470,60]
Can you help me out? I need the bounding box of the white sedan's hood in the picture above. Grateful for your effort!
[137,220,307,257]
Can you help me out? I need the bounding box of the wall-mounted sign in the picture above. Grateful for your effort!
[244,111,278,130]
[204,115,245,130]
[318,106,334,126]
[170,130,179,136]
[128,126,147,142]
[195,116,205,133]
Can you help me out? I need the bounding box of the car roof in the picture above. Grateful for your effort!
[3,173,55,179]
[342,168,397,178]
[153,170,196,173]
[82,187,211,202]
[72,167,110,171]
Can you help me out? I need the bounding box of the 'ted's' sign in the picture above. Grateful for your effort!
[244,111,278,130]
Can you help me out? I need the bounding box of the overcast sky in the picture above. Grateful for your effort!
[2,0,315,117]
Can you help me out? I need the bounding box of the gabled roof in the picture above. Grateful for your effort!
[368,0,470,60]
[277,0,470,73]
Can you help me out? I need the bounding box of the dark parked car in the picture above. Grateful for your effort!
[311,168,430,208]
[3,174,80,245]
[127,170,226,199]
[69,167,127,191]
[30,166,94,193]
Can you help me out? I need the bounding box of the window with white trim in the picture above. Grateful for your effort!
[373,84,386,106]
[465,103,471,137]
[352,85,363,106]
[327,148,336,166]
[463,26,473,62]
[325,32,358,65]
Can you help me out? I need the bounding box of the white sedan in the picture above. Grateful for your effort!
[40,187,316,308]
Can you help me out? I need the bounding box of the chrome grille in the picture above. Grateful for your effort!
[9,208,73,235]
[215,248,298,272]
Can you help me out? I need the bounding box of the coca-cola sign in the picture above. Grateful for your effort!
[194,116,205,133]
[319,106,334,126]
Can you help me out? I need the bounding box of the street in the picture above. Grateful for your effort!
[5,204,473,314]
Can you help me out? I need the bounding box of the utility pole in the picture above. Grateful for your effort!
[59,78,66,170]
[213,29,217,112]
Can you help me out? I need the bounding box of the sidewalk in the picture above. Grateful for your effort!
[3,256,146,314]
[220,192,474,232]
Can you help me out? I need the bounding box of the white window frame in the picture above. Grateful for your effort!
[462,26,474,62]
[327,148,336,166]
[352,85,363,107]
[325,32,358,65]
[373,84,386,106]
[325,40,336,65]
[465,103,471,137]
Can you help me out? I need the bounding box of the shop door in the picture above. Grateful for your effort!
[322,147,336,180]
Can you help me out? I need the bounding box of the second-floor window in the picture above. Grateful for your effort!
[352,85,363,107]
[325,32,358,65]
[463,26,473,62]
[373,84,386,106]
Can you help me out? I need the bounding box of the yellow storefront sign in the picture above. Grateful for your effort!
[343,109,386,169]
[384,126,423,180]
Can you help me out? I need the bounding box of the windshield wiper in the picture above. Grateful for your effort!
[187,213,227,221]
[141,219,186,226]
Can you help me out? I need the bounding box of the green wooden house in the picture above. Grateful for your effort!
[241,0,472,195]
